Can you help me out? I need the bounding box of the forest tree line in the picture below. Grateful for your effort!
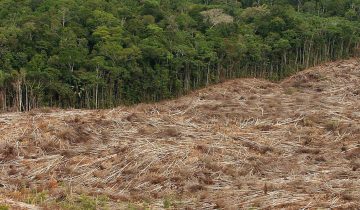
[0,0,359,111]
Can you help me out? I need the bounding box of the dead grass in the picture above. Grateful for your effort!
[1,59,360,209]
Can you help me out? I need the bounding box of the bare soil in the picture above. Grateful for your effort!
[1,59,360,209]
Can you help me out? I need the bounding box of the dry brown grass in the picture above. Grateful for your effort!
[1,59,360,209]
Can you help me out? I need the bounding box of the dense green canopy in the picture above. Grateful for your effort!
[0,0,359,111]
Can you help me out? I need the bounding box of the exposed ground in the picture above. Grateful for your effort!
[1,59,360,209]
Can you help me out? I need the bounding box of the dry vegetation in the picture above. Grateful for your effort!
[0,59,360,209]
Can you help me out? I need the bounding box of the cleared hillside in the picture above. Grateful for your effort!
[1,59,360,209]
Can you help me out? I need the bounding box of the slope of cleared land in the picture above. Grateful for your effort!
[0,59,360,209]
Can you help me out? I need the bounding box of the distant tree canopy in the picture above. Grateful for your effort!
[0,0,359,111]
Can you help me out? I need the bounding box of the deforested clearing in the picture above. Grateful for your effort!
[1,59,360,209]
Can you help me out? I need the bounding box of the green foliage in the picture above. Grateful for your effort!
[60,195,109,210]
[0,205,9,210]
[25,191,48,205]
[0,0,359,110]
[163,198,172,209]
